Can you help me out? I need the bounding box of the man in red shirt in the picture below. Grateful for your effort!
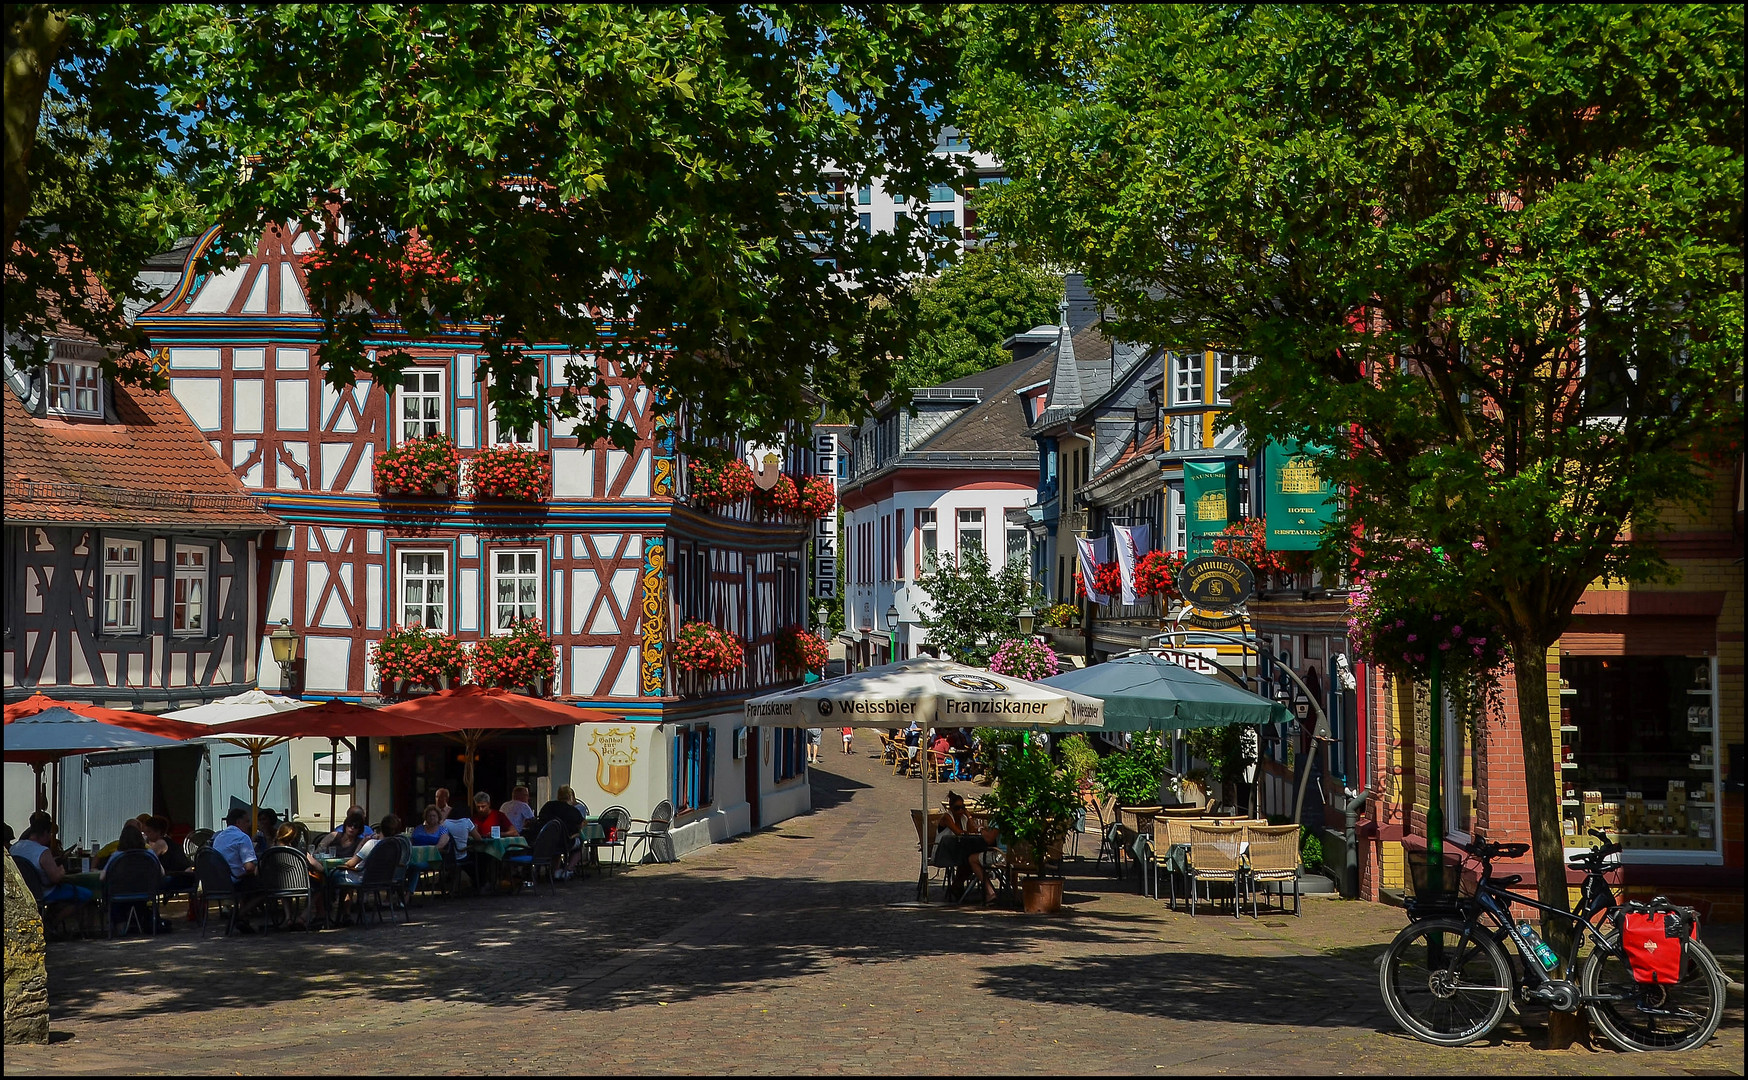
[470,791,518,837]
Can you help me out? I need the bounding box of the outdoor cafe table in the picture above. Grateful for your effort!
[468,834,528,892]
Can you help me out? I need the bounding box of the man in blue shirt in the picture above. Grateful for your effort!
[210,807,268,933]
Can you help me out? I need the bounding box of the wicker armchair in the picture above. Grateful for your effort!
[1242,823,1303,917]
[1179,821,1245,918]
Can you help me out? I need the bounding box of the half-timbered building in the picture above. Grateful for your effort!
[3,303,282,845]
[135,223,814,850]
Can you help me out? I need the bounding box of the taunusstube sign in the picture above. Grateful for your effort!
[1176,555,1255,611]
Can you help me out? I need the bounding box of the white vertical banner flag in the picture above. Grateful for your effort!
[1111,523,1152,606]
[1076,535,1112,604]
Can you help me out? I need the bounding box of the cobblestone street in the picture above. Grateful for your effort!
[5,747,1742,1075]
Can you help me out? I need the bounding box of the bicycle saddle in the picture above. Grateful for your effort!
[1492,873,1523,887]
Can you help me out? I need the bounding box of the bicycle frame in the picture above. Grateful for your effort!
[1464,860,1641,1005]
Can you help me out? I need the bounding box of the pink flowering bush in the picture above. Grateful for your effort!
[988,636,1060,681]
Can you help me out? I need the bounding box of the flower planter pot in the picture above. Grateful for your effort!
[1020,877,1064,914]
[390,678,410,697]
[522,678,547,698]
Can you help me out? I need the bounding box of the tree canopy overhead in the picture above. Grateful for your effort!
[5,3,966,447]
[958,1,1742,972]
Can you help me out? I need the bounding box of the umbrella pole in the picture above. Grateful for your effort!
[248,743,262,840]
[918,729,930,902]
[32,762,47,812]
[329,737,340,828]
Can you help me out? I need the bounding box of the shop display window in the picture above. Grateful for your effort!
[1560,655,1719,858]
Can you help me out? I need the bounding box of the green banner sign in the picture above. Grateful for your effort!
[1264,440,1336,551]
[1184,460,1240,555]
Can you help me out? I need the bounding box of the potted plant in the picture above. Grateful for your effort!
[371,625,467,694]
[985,738,1084,914]
[1133,549,1186,603]
[1041,602,1079,629]
[373,434,460,497]
[1073,560,1122,602]
[466,443,551,501]
[688,457,756,509]
[673,619,744,677]
[1093,731,1172,808]
[470,619,558,695]
[987,636,1060,680]
[774,624,828,677]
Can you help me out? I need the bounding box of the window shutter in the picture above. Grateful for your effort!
[671,732,683,810]
[703,727,717,805]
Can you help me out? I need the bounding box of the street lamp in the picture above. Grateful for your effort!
[816,601,831,638]
[269,619,300,690]
[1015,603,1036,637]
[884,604,899,665]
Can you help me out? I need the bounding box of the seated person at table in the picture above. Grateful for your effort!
[532,786,589,875]
[469,791,518,837]
[314,811,369,860]
[934,792,1001,904]
[410,805,449,848]
[903,722,922,765]
[211,807,270,933]
[100,820,168,933]
[499,785,537,835]
[12,816,94,907]
[431,787,467,821]
[929,730,952,773]
[329,814,402,923]
[139,815,187,876]
[250,808,282,853]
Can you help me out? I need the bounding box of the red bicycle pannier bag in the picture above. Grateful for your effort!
[1619,903,1698,984]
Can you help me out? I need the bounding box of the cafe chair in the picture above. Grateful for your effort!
[1179,822,1246,919]
[505,821,567,894]
[344,837,410,926]
[626,801,675,864]
[1242,823,1303,917]
[101,850,165,938]
[193,848,243,937]
[1090,794,1123,877]
[257,846,317,928]
[596,807,630,872]
[11,854,91,938]
[184,828,215,858]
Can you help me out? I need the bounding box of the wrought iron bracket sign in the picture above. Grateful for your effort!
[1176,555,1255,611]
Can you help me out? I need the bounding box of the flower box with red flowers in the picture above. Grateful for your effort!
[466,444,551,502]
[689,457,756,509]
[751,475,801,519]
[774,625,829,675]
[374,435,460,497]
[372,625,468,690]
[798,476,836,519]
[1074,561,1123,600]
[471,618,558,693]
[673,620,744,676]
[1134,550,1186,600]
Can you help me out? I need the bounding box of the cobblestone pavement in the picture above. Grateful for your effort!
[6,747,1742,1075]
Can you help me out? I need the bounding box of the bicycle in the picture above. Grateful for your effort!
[1378,829,1727,1052]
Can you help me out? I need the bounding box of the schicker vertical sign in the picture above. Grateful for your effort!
[810,431,838,600]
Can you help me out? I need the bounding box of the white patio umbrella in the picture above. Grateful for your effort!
[745,657,1104,900]
[165,690,317,834]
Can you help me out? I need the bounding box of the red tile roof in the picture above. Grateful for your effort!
[3,378,279,528]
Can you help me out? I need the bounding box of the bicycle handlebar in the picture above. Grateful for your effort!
[1460,837,1528,862]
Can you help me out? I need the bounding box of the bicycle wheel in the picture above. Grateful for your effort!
[1581,936,1726,1052]
[1379,918,1514,1046]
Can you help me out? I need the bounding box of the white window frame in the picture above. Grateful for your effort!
[1167,488,1186,554]
[490,548,542,633]
[172,544,211,636]
[1213,352,1252,405]
[397,549,449,631]
[957,508,985,557]
[1171,413,1204,452]
[918,509,938,571]
[102,537,143,633]
[487,375,540,449]
[1005,522,1029,575]
[397,367,446,443]
[1173,352,1204,406]
[47,351,103,418]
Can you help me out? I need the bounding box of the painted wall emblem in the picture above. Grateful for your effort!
[588,728,639,795]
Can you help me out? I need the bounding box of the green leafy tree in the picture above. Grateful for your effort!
[1093,731,1172,806]
[959,2,1744,1005]
[5,4,967,447]
[915,546,1038,666]
[893,246,1062,391]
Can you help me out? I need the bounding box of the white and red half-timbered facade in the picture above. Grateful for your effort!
[135,222,816,849]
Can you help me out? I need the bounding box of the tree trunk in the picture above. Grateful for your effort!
[4,5,72,254]
[1511,639,1588,1049]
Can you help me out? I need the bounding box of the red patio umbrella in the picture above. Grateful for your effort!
[380,686,619,801]
[205,699,460,830]
[5,694,208,813]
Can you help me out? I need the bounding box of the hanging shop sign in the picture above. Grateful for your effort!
[1263,439,1337,551]
[1184,460,1242,556]
[1177,555,1255,611]
[811,431,839,600]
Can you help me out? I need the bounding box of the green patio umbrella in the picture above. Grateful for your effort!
[1038,652,1290,731]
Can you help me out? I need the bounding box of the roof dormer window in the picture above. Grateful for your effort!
[47,351,103,418]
